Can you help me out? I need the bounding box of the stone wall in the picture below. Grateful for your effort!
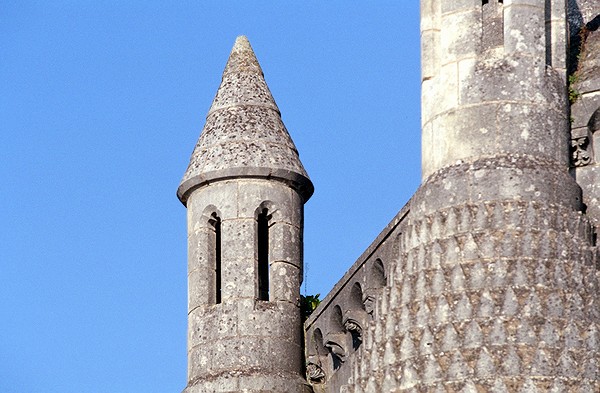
[184,179,309,393]
[382,199,598,391]
[571,3,600,226]
[305,4,600,389]
[304,203,411,392]
[420,0,569,180]
[305,192,599,392]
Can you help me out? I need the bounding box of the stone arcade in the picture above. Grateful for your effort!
[177,1,599,392]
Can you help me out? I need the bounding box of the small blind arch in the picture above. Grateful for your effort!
[368,258,386,289]
[311,328,328,357]
[349,282,365,311]
[330,305,344,333]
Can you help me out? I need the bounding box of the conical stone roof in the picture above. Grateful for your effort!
[177,36,313,205]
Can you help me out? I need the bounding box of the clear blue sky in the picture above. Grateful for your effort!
[1,3,421,392]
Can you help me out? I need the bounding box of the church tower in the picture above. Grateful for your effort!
[298,2,598,392]
[408,0,599,390]
[178,36,313,393]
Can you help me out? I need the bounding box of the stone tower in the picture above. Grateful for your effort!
[178,36,313,393]
[302,1,598,392]
[421,0,570,180]
[411,0,598,390]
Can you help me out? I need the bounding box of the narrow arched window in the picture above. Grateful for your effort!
[257,208,270,301]
[209,212,222,304]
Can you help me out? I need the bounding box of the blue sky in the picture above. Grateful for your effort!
[1,2,421,392]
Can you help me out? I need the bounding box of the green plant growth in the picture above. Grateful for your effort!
[568,25,591,105]
[301,294,321,322]
[569,74,581,104]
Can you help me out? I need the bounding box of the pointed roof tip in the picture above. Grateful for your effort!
[177,35,313,206]
[209,35,275,114]
[234,35,251,49]
[223,35,263,77]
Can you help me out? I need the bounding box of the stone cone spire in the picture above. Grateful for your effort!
[177,36,313,205]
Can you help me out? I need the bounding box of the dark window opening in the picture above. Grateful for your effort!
[349,329,362,351]
[210,212,222,304]
[257,209,270,301]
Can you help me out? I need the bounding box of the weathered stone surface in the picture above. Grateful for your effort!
[306,198,598,392]
[180,37,311,393]
[303,1,599,392]
[177,2,599,392]
[178,36,313,205]
[572,26,600,226]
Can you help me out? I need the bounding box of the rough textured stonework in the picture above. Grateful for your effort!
[178,2,599,392]
[303,1,599,392]
[178,36,313,206]
[571,2,600,226]
[179,37,313,393]
[307,198,598,392]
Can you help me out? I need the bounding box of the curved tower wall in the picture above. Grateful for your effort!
[300,3,598,392]
[184,179,307,392]
[421,0,573,200]
[179,36,312,393]
[409,1,600,391]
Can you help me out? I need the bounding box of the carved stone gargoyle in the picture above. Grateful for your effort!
[571,136,592,167]
[324,332,348,368]
[344,319,362,336]
[362,293,376,316]
[343,310,368,349]
[306,361,325,384]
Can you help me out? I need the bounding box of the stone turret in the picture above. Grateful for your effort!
[299,2,598,392]
[178,36,313,393]
[421,0,572,190]
[409,0,599,390]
